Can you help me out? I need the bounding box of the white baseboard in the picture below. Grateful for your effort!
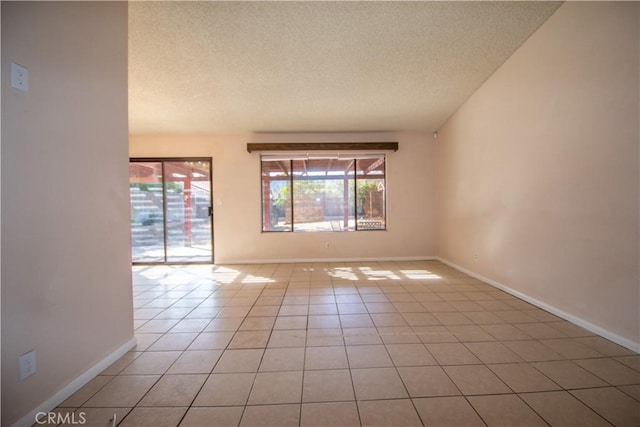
[12,336,138,427]
[218,256,438,265]
[437,257,640,353]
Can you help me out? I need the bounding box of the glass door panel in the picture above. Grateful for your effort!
[129,162,165,262]
[129,159,213,264]
[165,160,213,262]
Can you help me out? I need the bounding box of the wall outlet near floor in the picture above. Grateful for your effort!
[325,242,331,249]
[11,62,29,92]
[18,350,37,380]
[474,253,478,260]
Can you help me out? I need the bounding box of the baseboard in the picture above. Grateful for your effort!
[437,257,640,353]
[12,336,138,427]
[218,256,438,265]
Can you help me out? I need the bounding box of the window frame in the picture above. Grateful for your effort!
[260,153,388,233]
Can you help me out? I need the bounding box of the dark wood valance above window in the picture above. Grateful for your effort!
[246,142,398,153]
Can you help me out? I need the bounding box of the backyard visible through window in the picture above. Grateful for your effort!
[129,159,213,263]
[261,155,386,232]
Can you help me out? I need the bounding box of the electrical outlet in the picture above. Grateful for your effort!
[325,242,330,249]
[19,350,36,380]
[11,62,29,92]
[474,253,478,260]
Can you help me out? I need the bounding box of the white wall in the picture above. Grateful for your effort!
[130,132,437,263]
[1,3,132,425]
[436,2,639,349]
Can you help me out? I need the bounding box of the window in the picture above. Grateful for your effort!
[261,154,386,232]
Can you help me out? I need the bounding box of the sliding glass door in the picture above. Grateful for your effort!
[129,158,213,263]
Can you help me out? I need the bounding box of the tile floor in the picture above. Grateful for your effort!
[52,261,639,426]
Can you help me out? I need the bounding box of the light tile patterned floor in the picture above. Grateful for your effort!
[52,261,639,426]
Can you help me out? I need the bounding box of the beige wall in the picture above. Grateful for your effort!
[130,132,437,263]
[1,2,132,425]
[436,2,639,348]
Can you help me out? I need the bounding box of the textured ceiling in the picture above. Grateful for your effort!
[128,1,561,135]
